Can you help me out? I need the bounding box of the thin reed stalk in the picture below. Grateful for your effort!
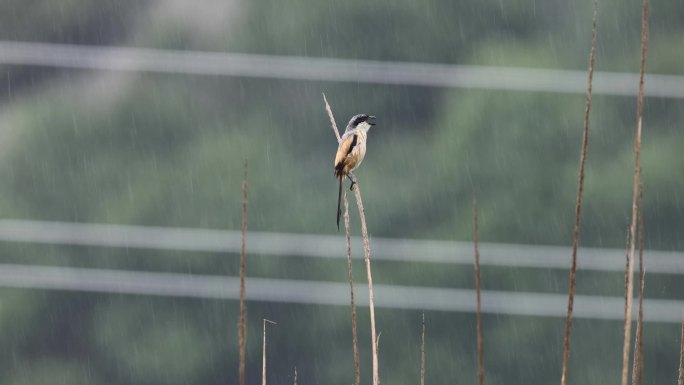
[678,314,684,385]
[323,93,341,142]
[473,196,484,385]
[560,4,597,385]
[323,93,380,385]
[632,332,641,385]
[351,174,379,385]
[621,1,649,384]
[345,190,361,385]
[262,319,277,385]
[294,366,298,385]
[239,160,248,385]
[621,223,632,380]
[421,313,426,385]
[632,185,645,385]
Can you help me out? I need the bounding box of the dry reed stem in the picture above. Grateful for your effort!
[638,209,645,385]
[323,93,379,385]
[560,5,597,385]
[621,1,649,384]
[632,331,641,385]
[376,331,382,351]
[421,313,426,385]
[345,190,361,385]
[294,366,298,385]
[473,195,484,385]
[622,224,631,312]
[262,319,277,385]
[323,93,341,142]
[352,176,379,385]
[678,314,684,385]
[239,160,248,385]
[632,185,645,385]
[621,223,632,383]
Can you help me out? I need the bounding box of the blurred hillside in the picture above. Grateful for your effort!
[0,1,682,384]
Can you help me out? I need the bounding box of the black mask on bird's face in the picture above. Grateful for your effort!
[347,114,377,131]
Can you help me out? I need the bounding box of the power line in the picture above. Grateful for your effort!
[0,219,682,274]
[0,263,680,322]
[1,41,683,98]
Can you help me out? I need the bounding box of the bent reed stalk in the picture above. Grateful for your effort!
[560,3,597,385]
[323,93,380,385]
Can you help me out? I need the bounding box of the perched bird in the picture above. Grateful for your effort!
[334,114,377,230]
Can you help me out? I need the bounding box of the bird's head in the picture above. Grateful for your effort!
[346,114,377,133]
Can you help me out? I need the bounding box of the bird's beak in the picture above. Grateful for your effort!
[368,116,377,126]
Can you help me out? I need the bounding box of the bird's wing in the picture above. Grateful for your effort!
[334,133,358,171]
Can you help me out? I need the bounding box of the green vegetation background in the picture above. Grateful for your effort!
[0,0,682,384]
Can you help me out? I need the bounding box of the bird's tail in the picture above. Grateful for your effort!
[336,173,343,231]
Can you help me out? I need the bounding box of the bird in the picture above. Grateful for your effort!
[334,114,377,230]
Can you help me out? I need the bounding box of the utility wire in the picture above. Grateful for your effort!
[0,263,680,322]
[0,219,682,274]
[1,41,683,97]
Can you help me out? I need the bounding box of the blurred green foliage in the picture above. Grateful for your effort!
[0,0,682,384]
